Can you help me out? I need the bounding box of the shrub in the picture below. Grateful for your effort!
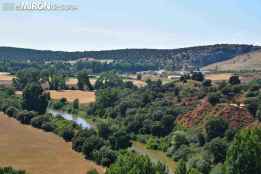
[31,115,50,128]
[208,93,221,105]
[205,118,228,141]
[191,72,204,82]
[195,159,211,174]
[229,75,240,85]
[16,111,36,124]
[171,131,189,150]
[225,128,237,141]
[92,146,116,166]
[72,129,97,152]
[61,127,75,142]
[5,106,18,118]
[176,159,187,174]
[73,99,79,110]
[171,145,191,161]
[202,79,212,87]
[52,101,65,110]
[41,122,56,132]
[206,137,228,163]
[0,166,27,174]
[82,135,105,158]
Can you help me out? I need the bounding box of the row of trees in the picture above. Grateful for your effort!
[13,68,95,91]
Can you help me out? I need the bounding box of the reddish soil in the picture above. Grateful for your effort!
[177,98,254,129]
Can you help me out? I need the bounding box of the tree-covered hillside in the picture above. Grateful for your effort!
[0,44,260,70]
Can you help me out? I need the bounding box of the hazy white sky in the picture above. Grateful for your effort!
[1,0,261,51]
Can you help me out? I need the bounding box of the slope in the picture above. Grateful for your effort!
[203,50,261,72]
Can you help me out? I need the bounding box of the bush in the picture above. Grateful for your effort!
[5,106,18,118]
[176,159,187,174]
[73,99,79,110]
[170,145,191,161]
[82,135,105,158]
[0,166,27,174]
[171,131,189,150]
[41,122,56,132]
[191,72,204,82]
[52,101,65,110]
[208,93,221,105]
[16,111,36,124]
[205,118,228,141]
[72,129,97,152]
[195,159,211,174]
[31,115,50,128]
[61,127,75,142]
[225,128,237,141]
[92,146,116,166]
[202,79,212,87]
[229,75,240,85]
[206,137,228,163]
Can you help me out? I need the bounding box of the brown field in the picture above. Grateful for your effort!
[66,78,97,86]
[0,72,15,86]
[203,50,261,72]
[49,90,96,104]
[205,73,232,81]
[0,114,104,174]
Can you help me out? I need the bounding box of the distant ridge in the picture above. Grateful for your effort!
[0,44,260,70]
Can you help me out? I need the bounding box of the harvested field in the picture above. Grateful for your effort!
[0,114,104,174]
[0,72,15,86]
[205,73,232,81]
[66,78,97,87]
[49,90,96,104]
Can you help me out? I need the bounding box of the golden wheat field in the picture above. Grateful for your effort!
[66,78,97,86]
[0,114,104,174]
[205,73,232,81]
[0,73,15,86]
[49,90,96,104]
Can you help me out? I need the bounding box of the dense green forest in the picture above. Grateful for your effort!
[0,44,259,71]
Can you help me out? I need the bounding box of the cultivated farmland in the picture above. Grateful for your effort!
[0,114,104,174]
[49,90,96,104]
[205,73,232,81]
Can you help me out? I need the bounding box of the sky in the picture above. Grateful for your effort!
[0,0,261,51]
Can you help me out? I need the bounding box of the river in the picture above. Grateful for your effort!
[47,109,92,129]
[47,109,175,173]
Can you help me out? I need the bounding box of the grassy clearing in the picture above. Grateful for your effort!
[131,141,176,174]
[0,114,104,174]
